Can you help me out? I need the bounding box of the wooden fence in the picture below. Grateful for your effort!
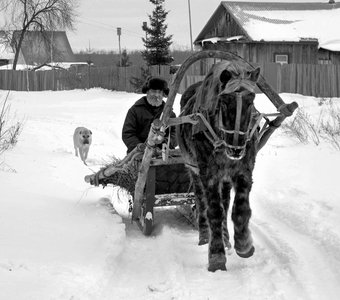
[1,63,340,98]
[183,63,340,98]
[0,65,171,93]
[260,63,340,98]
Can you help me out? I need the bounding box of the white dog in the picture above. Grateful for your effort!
[73,127,92,165]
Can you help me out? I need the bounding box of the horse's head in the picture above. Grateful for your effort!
[196,61,260,160]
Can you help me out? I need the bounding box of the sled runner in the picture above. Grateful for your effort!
[84,50,298,236]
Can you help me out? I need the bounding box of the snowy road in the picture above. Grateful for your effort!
[1,89,340,300]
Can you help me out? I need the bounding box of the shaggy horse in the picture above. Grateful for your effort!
[177,60,261,272]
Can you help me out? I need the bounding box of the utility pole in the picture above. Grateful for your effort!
[142,21,148,41]
[117,27,122,67]
[187,0,193,51]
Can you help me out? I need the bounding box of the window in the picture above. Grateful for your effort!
[318,58,331,65]
[274,54,289,65]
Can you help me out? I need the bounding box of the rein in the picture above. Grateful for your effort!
[172,89,284,159]
[233,93,243,145]
[196,107,283,157]
[217,91,254,150]
[200,90,259,157]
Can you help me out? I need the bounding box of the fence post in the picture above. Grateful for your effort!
[88,64,91,89]
[26,70,29,91]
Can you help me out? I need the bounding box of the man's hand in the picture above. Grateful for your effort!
[136,143,146,151]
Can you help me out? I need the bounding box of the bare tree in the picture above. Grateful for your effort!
[1,0,78,70]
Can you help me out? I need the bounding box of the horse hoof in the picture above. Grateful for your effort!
[236,245,255,258]
[198,231,209,245]
[226,247,234,256]
[223,240,233,255]
[198,237,209,245]
[208,254,227,272]
[224,239,232,249]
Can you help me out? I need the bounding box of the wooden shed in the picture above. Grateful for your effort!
[194,1,340,66]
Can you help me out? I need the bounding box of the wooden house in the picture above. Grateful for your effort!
[194,1,340,66]
[0,30,75,68]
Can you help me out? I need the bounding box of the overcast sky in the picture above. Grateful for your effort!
[68,0,224,52]
[2,0,333,53]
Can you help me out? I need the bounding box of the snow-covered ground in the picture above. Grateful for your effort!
[0,88,340,300]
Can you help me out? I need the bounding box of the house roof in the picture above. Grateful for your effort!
[195,1,340,51]
[12,31,75,65]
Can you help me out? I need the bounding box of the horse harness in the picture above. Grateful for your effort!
[168,91,261,152]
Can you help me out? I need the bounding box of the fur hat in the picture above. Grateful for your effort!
[141,76,169,96]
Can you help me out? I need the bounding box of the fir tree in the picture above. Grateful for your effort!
[141,0,173,66]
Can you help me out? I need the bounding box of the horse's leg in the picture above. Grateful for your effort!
[221,182,232,252]
[205,176,226,272]
[232,174,255,258]
[191,172,209,245]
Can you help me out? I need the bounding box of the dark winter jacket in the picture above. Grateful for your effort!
[122,96,177,153]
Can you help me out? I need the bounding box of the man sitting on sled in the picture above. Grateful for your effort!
[122,76,188,197]
[122,76,177,154]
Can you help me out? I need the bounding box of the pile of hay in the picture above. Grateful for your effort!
[93,156,140,195]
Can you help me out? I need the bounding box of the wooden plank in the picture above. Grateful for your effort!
[263,62,279,92]
[319,65,326,97]
[145,166,156,217]
[285,64,291,94]
[281,64,292,94]
[150,156,185,166]
[286,64,296,93]
[296,64,303,95]
[276,63,282,93]
[330,64,337,97]
[315,65,321,97]
[311,64,316,97]
[154,193,195,207]
[337,65,340,97]
[325,65,330,97]
[24,70,29,91]
[303,64,309,96]
[17,71,21,91]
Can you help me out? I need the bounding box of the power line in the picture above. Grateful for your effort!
[76,17,144,50]
[77,17,142,37]
[78,17,114,29]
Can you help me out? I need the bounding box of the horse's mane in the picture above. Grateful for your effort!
[193,62,227,113]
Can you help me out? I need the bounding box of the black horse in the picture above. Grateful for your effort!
[177,60,261,272]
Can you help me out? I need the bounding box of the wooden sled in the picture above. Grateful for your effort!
[85,50,298,236]
[133,148,194,235]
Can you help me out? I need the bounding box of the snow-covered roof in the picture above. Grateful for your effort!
[196,1,340,51]
[35,62,90,71]
[0,64,34,70]
[0,62,90,71]
[200,35,246,44]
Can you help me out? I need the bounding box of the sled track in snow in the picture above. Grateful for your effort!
[95,203,339,300]
[253,193,340,300]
